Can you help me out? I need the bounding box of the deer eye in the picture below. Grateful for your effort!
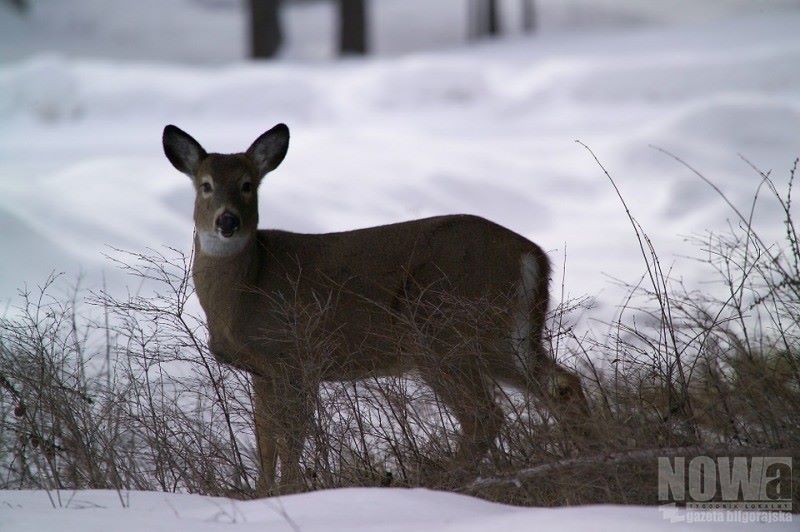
[200,182,212,194]
[241,181,252,193]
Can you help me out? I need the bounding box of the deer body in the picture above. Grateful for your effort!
[195,215,549,378]
[163,124,589,494]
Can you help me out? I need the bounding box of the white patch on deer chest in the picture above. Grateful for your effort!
[197,231,250,257]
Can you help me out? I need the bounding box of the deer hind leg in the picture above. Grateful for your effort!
[504,353,593,442]
[548,361,591,420]
[422,364,503,472]
[548,362,595,446]
[504,251,592,442]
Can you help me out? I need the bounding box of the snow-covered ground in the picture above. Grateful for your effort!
[0,488,794,531]
[1,6,799,313]
[3,0,798,62]
[1,2,799,530]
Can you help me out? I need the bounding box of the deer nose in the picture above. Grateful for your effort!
[215,211,240,238]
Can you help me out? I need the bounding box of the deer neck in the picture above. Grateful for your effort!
[192,231,260,338]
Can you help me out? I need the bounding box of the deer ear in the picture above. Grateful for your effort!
[247,123,290,179]
[163,125,207,177]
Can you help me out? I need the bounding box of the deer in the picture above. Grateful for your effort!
[162,123,591,494]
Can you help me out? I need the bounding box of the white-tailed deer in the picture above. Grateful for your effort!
[162,123,590,493]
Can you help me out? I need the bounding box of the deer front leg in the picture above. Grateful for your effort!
[252,375,278,496]
[267,364,316,494]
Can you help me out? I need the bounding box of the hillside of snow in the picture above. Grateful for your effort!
[3,0,797,62]
[1,3,799,530]
[1,488,794,531]
[1,10,799,311]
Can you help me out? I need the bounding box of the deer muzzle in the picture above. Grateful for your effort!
[215,211,241,238]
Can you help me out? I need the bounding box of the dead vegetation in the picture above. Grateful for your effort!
[0,158,798,510]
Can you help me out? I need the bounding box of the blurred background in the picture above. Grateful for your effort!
[2,0,797,61]
[0,0,798,314]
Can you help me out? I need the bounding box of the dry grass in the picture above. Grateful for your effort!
[0,156,797,510]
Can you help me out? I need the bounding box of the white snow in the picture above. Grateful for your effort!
[2,0,798,62]
[0,488,794,531]
[1,2,798,529]
[1,8,798,313]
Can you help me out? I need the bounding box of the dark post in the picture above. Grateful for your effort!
[250,0,282,59]
[338,0,368,56]
[486,0,499,36]
[3,0,27,11]
[521,0,536,33]
[468,0,500,40]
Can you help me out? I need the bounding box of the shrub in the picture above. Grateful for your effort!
[0,157,797,510]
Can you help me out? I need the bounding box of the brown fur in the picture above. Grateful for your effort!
[163,124,590,494]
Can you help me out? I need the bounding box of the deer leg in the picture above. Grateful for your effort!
[252,376,278,496]
[269,368,315,494]
[505,355,593,442]
[276,402,311,492]
[548,363,597,445]
[548,363,591,418]
[423,365,503,472]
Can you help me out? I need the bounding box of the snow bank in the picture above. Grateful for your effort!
[0,488,793,531]
[2,0,797,62]
[0,12,798,313]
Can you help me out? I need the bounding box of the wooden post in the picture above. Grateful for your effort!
[250,0,282,59]
[521,0,536,33]
[486,0,499,36]
[468,0,500,40]
[338,0,368,55]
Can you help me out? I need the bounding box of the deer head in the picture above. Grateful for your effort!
[162,124,290,257]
